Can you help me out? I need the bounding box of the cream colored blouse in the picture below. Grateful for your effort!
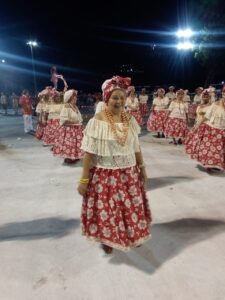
[59,104,83,126]
[35,101,47,114]
[126,97,139,110]
[195,104,211,125]
[168,100,188,120]
[153,97,169,111]
[46,103,64,120]
[139,94,148,104]
[205,102,225,129]
[81,117,141,169]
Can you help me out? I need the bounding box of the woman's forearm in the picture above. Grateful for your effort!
[81,152,94,178]
[135,148,145,166]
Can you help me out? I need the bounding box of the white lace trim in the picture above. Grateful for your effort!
[81,117,141,156]
[92,154,137,169]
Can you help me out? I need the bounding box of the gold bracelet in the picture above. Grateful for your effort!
[79,178,89,184]
[138,163,145,169]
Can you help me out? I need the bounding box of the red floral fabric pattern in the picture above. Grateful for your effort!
[53,125,84,159]
[129,111,143,126]
[81,166,151,251]
[42,119,60,145]
[147,111,167,132]
[139,103,149,117]
[164,117,188,138]
[35,123,46,140]
[185,123,225,170]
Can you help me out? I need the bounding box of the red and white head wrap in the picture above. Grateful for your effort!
[101,75,131,103]
[157,88,165,95]
[202,89,210,96]
[50,88,60,98]
[127,85,135,95]
[196,87,204,92]
[208,86,215,92]
[64,89,78,103]
[38,87,52,98]
[176,89,185,96]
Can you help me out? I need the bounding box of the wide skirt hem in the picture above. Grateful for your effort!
[82,232,151,252]
[197,161,224,171]
[53,153,83,159]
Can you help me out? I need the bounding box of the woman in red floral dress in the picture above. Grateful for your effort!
[125,86,143,125]
[164,89,189,145]
[147,88,169,138]
[42,92,64,146]
[53,89,84,164]
[78,76,151,254]
[138,88,149,118]
[35,91,49,140]
[185,87,225,171]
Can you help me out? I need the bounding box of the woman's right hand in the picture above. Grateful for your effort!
[77,183,88,196]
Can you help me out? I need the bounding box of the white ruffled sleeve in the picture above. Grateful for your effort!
[168,101,174,111]
[205,103,215,120]
[81,116,141,155]
[59,105,69,125]
[129,116,141,152]
[35,102,42,114]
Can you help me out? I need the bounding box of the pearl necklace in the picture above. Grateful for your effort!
[104,109,129,146]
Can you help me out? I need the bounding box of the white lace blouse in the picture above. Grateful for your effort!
[59,104,83,126]
[139,94,148,104]
[126,97,139,111]
[46,103,64,119]
[205,103,225,129]
[168,101,188,120]
[153,97,169,111]
[81,117,141,169]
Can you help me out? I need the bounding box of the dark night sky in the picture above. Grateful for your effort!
[0,0,224,92]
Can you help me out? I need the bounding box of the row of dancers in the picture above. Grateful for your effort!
[33,76,225,254]
[34,83,225,172]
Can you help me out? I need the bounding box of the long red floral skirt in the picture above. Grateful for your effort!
[129,110,143,125]
[81,166,152,251]
[164,117,188,139]
[35,123,46,140]
[53,124,84,159]
[42,119,60,145]
[147,110,167,132]
[139,103,149,117]
[188,103,198,120]
[185,123,225,170]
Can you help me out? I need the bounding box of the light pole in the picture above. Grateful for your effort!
[27,41,38,95]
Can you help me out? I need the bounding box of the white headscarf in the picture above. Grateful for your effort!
[64,89,77,103]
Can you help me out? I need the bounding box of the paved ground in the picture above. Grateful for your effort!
[0,114,225,300]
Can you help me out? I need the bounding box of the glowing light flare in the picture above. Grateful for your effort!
[27,41,38,47]
[176,29,193,38]
[177,42,194,50]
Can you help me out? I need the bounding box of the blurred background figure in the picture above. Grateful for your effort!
[11,92,19,115]
[0,92,8,115]
[19,90,34,134]
[50,66,64,90]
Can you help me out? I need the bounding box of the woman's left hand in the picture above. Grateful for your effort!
[139,167,148,186]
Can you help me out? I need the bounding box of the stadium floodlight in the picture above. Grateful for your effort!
[176,29,193,38]
[177,42,194,50]
[27,41,38,47]
[26,40,38,94]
